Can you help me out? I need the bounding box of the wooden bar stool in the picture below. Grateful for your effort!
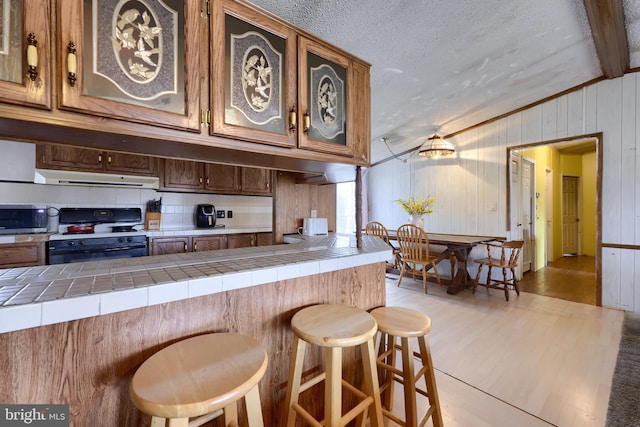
[130,332,268,427]
[284,304,384,427]
[370,307,443,427]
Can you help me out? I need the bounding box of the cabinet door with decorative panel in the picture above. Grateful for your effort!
[297,37,353,157]
[0,0,51,108]
[211,0,297,148]
[58,0,200,131]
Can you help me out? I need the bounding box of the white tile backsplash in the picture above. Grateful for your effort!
[0,182,273,230]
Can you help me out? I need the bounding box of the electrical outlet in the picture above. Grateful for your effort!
[217,210,225,218]
[310,209,317,218]
[227,210,233,218]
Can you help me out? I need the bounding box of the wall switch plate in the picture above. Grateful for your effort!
[217,210,225,218]
[310,209,317,218]
[227,210,233,218]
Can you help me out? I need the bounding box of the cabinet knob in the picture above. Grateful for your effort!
[98,154,102,163]
[184,243,188,252]
[194,242,198,251]
[67,41,77,87]
[26,33,38,81]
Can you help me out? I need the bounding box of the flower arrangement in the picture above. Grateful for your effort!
[395,196,436,216]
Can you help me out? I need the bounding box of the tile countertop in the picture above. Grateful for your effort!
[0,234,390,334]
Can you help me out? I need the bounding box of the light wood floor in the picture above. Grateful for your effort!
[382,274,623,427]
[519,256,596,305]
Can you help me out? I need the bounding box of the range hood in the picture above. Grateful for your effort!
[34,169,159,189]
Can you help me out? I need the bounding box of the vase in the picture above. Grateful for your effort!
[408,214,424,229]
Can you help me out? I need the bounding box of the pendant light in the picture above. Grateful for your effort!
[418,131,455,158]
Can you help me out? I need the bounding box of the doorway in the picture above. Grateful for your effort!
[508,135,600,305]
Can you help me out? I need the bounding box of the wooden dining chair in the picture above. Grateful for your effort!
[365,221,400,270]
[473,240,524,301]
[395,224,441,293]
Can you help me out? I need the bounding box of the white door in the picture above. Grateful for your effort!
[521,159,534,272]
[562,176,579,255]
[509,150,524,279]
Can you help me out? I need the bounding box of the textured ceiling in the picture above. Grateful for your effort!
[247,0,639,163]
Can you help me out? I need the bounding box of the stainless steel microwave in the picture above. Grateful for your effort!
[0,205,48,234]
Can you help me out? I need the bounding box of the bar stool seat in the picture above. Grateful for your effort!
[130,332,268,427]
[284,304,384,427]
[370,307,443,427]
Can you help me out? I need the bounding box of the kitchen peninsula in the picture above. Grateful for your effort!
[0,234,389,426]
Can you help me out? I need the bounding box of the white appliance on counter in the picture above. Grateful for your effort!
[302,218,328,235]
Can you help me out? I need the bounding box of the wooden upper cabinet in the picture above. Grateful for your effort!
[57,0,200,131]
[0,0,51,109]
[210,0,369,162]
[298,37,354,157]
[205,163,240,193]
[162,158,204,190]
[211,0,297,148]
[106,152,157,175]
[205,164,272,195]
[241,167,272,195]
[36,144,158,176]
[162,159,272,195]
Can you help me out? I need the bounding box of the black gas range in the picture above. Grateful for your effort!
[48,208,148,265]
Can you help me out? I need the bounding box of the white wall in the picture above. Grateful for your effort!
[367,72,640,313]
[0,181,272,231]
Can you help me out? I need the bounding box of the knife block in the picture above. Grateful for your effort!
[145,212,161,230]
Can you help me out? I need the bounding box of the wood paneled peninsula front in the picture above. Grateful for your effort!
[0,235,389,426]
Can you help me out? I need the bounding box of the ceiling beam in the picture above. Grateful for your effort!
[583,0,629,78]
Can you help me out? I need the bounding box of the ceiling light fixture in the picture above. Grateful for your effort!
[418,132,455,159]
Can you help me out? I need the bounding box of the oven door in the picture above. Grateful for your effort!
[48,237,148,265]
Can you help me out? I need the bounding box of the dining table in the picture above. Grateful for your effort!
[387,231,504,294]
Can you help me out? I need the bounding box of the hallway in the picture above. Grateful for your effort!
[519,255,596,305]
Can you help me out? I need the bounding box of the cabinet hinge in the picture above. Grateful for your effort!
[201,108,211,128]
[200,0,210,17]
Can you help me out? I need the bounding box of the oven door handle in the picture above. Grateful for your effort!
[49,245,147,255]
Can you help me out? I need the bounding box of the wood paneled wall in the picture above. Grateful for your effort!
[0,263,386,426]
[273,171,337,242]
[368,71,640,313]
